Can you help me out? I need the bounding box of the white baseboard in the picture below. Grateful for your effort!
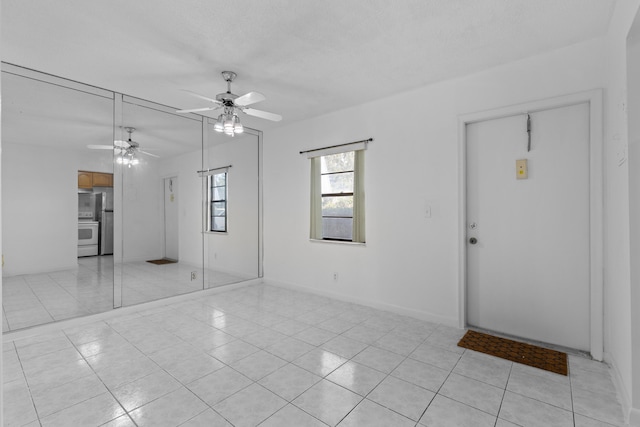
[264,279,459,328]
[605,351,633,425]
[3,278,263,343]
[205,265,257,280]
[631,408,640,427]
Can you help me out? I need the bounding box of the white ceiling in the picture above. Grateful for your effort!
[2,0,615,134]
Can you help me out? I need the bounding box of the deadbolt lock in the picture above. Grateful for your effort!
[469,237,478,245]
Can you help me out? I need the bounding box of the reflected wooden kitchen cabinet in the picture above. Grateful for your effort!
[93,172,113,187]
[78,170,113,188]
[78,170,93,188]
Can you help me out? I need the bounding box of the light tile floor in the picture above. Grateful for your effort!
[2,284,627,426]
[2,256,252,332]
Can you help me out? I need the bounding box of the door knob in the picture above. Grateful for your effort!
[469,237,478,245]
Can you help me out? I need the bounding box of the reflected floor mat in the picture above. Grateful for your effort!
[457,330,568,375]
[146,259,178,265]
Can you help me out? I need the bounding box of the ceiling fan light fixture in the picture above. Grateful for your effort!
[233,116,244,134]
[125,152,135,167]
[223,114,236,136]
[223,115,234,129]
[214,115,224,133]
[92,126,154,166]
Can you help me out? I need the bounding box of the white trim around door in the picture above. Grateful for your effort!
[457,89,604,360]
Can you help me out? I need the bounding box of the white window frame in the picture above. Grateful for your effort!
[198,166,230,233]
[307,142,367,243]
[208,171,227,232]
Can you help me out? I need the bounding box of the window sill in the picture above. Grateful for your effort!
[309,239,365,247]
[204,231,228,235]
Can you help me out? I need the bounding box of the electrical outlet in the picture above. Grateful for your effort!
[191,271,197,281]
[516,159,528,179]
[333,272,339,281]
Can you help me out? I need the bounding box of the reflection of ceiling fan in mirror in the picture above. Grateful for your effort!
[87,127,158,167]
[176,71,282,137]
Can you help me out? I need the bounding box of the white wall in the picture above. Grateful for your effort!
[603,0,640,423]
[205,134,260,278]
[1,60,4,427]
[626,4,640,424]
[2,143,77,276]
[263,37,606,326]
[2,143,113,276]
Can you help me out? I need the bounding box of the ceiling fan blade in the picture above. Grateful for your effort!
[114,140,131,148]
[243,108,282,122]
[87,145,114,150]
[176,106,220,114]
[234,91,266,107]
[137,149,160,158]
[181,89,221,104]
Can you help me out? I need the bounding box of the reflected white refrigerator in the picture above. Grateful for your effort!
[95,190,114,255]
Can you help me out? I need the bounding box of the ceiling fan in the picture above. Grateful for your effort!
[176,71,282,136]
[87,127,158,166]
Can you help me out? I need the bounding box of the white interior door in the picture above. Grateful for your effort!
[466,103,591,351]
[164,176,179,261]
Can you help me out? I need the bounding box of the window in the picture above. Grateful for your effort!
[208,172,227,232]
[310,148,365,243]
[320,151,355,240]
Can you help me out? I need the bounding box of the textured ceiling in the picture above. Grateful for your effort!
[2,0,615,133]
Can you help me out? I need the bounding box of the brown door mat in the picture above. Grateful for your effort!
[458,330,568,376]
[146,259,177,265]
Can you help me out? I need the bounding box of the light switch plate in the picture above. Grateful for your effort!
[516,159,528,179]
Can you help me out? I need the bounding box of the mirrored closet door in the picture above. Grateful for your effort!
[117,95,205,307]
[2,64,264,333]
[203,120,262,288]
[2,65,115,331]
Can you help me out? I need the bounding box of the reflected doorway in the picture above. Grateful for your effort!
[164,176,179,261]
